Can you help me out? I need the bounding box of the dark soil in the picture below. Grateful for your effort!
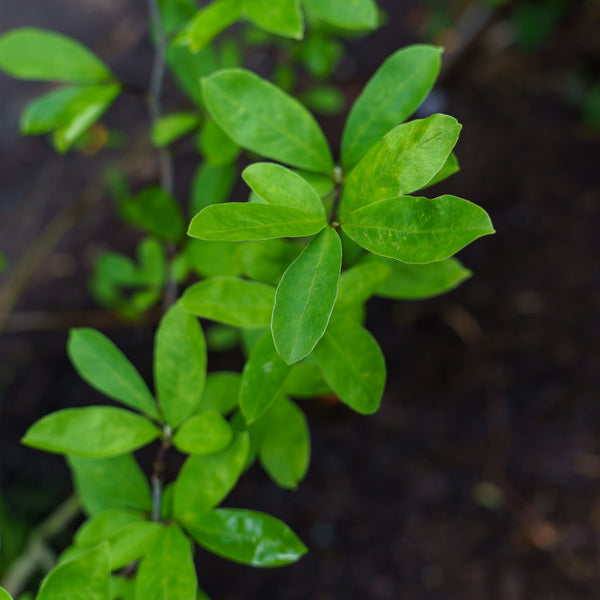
[1,1,600,598]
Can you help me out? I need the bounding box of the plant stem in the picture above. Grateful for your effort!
[151,431,172,522]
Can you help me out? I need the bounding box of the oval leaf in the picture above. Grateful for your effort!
[0,28,112,84]
[182,276,275,328]
[341,195,495,264]
[173,412,233,455]
[22,407,161,457]
[341,44,443,168]
[154,303,207,428]
[242,0,304,39]
[68,328,159,420]
[151,112,200,147]
[303,0,378,30]
[313,316,386,414]
[184,508,307,567]
[272,227,342,364]
[202,68,333,174]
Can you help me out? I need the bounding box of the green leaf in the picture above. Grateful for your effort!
[94,252,142,288]
[272,227,342,364]
[129,187,185,243]
[240,240,302,284]
[189,163,236,217]
[0,589,12,600]
[188,202,326,241]
[342,195,495,264]
[155,303,207,428]
[151,112,199,147]
[105,522,162,570]
[137,238,168,287]
[67,454,152,516]
[242,0,304,39]
[135,526,197,600]
[182,276,275,328]
[341,114,462,217]
[256,396,310,489]
[303,0,378,30]
[299,84,345,116]
[341,45,443,168]
[110,576,135,600]
[336,261,390,307]
[206,324,239,351]
[283,358,331,398]
[293,169,335,198]
[158,0,198,35]
[167,42,218,107]
[176,0,242,52]
[240,332,290,424]
[313,315,385,414]
[23,407,161,457]
[198,119,241,166]
[202,69,333,173]
[67,328,159,420]
[173,412,233,455]
[74,509,145,548]
[186,239,242,278]
[36,543,110,600]
[242,162,326,217]
[0,28,112,84]
[422,152,459,189]
[196,372,240,415]
[174,433,249,521]
[184,508,307,566]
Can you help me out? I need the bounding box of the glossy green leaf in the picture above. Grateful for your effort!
[196,372,241,415]
[314,315,385,414]
[67,328,159,420]
[155,303,207,428]
[173,412,233,455]
[240,240,302,284]
[242,163,326,217]
[167,42,218,107]
[135,526,197,600]
[199,119,240,166]
[186,239,242,277]
[176,0,242,52]
[341,45,443,168]
[0,28,112,84]
[422,152,459,189]
[257,396,310,489]
[174,433,249,521]
[336,261,390,307]
[182,276,275,328]
[184,508,307,566]
[74,509,145,548]
[202,69,333,173]
[36,543,110,600]
[341,114,462,217]
[129,187,185,243]
[151,112,199,147]
[242,0,304,39]
[283,357,331,398]
[67,454,152,516]
[189,163,236,217]
[105,522,162,570]
[342,195,494,264]
[22,407,161,457]
[303,0,378,30]
[272,227,342,364]
[366,255,472,299]
[240,332,290,424]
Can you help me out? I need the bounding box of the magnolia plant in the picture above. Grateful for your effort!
[0,0,493,597]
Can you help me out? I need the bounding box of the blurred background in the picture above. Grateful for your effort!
[1,0,600,598]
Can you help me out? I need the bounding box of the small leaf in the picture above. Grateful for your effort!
[0,28,112,84]
[202,69,333,173]
[272,227,342,364]
[336,261,390,307]
[158,0,198,35]
[240,239,302,284]
[173,412,233,455]
[184,508,307,566]
[137,237,168,287]
[240,332,290,424]
[314,315,386,414]
[155,303,207,428]
[23,407,161,457]
[182,276,275,328]
[189,202,326,241]
[199,119,240,166]
[67,328,159,420]
[151,112,199,147]
[303,0,378,30]
[135,526,197,600]
[299,84,345,115]
[36,543,110,600]
[74,509,145,548]
[186,239,242,278]
[176,0,242,52]
[242,162,326,217]
[67,454,152,516]
[341,44,443,168]
[174,433,250,521]
[242,0,304,39]
[167,42,218,107]
[196,372,241,415]
[189,162,236,217]
[129,187,185,243]
[341,195,495,264]
[341,114,462,217]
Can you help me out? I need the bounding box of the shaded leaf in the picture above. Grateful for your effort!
[242,0,304,39]
[422,152,459,189]
[167,42,218,107]
[189,162,236,217]
[129,187,185,243]
[283,357,331,398]
[303,0,378,30]
[199,119,240,166]
[240,239,302,284]
[186,239,242,278]
[151,112,199,147]
[173,412,233,455]
[196,372,241,415]
[74,509,145,548]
